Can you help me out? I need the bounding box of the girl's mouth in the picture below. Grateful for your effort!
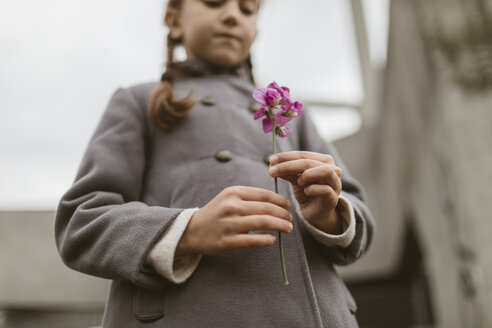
[215,33,240,41]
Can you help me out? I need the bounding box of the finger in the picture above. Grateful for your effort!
[269,151,334,165]
[298,166,342,193]
[232,215,293,233]
[224,186,291,209]
[225,233,277,250]
[269,158,323,178]
[303,184,340,203]
[334,165,343,178]
[237,201,292,222]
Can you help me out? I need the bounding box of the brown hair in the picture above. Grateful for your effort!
[149,0,256,131]
[149,0,195,131]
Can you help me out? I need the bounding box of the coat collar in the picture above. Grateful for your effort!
[168,58,252,82]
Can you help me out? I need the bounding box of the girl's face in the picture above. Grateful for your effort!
[167,0,260,67]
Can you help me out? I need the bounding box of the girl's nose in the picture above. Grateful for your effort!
[220,1,241,26]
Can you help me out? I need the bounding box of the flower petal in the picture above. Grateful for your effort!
[280,86,290,100]
[267,81,280,90]
[268,81,291,103]
[292,101,303,117]
[276,114,292,125]
[253,106,266,120]
[252,88,269,105]
[280,101,292,112]
[262,117,273,133]
[265,89,281,107]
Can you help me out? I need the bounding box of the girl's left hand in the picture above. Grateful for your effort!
[268,151,343,234]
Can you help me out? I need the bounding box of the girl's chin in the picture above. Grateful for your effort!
[206,54,247,68]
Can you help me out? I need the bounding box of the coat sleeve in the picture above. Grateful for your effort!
[296,108,375,266]
[54,87,182,291]
[146,208,203,284]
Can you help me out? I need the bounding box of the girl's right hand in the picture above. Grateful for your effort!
[175,186,293,256]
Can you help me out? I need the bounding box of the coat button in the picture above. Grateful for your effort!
[201,96,216,106]
[264,153,274,165]
[215,150,232,162]
[249,102,261,113]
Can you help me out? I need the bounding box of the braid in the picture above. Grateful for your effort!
[149,1,196,131]
[246,55,255,85]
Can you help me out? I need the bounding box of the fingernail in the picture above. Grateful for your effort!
[288,222,293,231]
[287,199,292,208]
[269,166,278,176]
[269,155,278,164]
[297,177,303,185]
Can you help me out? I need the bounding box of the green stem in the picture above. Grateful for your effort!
[272,123,289,286]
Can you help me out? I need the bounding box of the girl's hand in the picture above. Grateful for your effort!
[176,186,293,256]
[268,151,343,234]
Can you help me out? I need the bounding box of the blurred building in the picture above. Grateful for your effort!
[337,0,492,327]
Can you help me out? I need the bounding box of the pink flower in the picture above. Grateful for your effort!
[280,101,303,120]
[252,82,302,137]
[267,81,291,103]
[252,87,282,108]
[275,125,291,139]
[251,81,301,286]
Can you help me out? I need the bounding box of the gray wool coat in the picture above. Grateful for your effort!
[55,59,374,328]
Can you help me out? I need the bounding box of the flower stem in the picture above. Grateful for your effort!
[272,124,289,286]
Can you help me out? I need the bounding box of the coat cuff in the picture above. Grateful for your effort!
[146,208,202,284]
[296,195,356,248]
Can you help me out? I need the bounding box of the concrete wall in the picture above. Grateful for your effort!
[0,211,109,310]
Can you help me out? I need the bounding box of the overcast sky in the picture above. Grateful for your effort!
[0,0,388,209]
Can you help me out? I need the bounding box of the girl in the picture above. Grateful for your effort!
[55,0,374,327]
